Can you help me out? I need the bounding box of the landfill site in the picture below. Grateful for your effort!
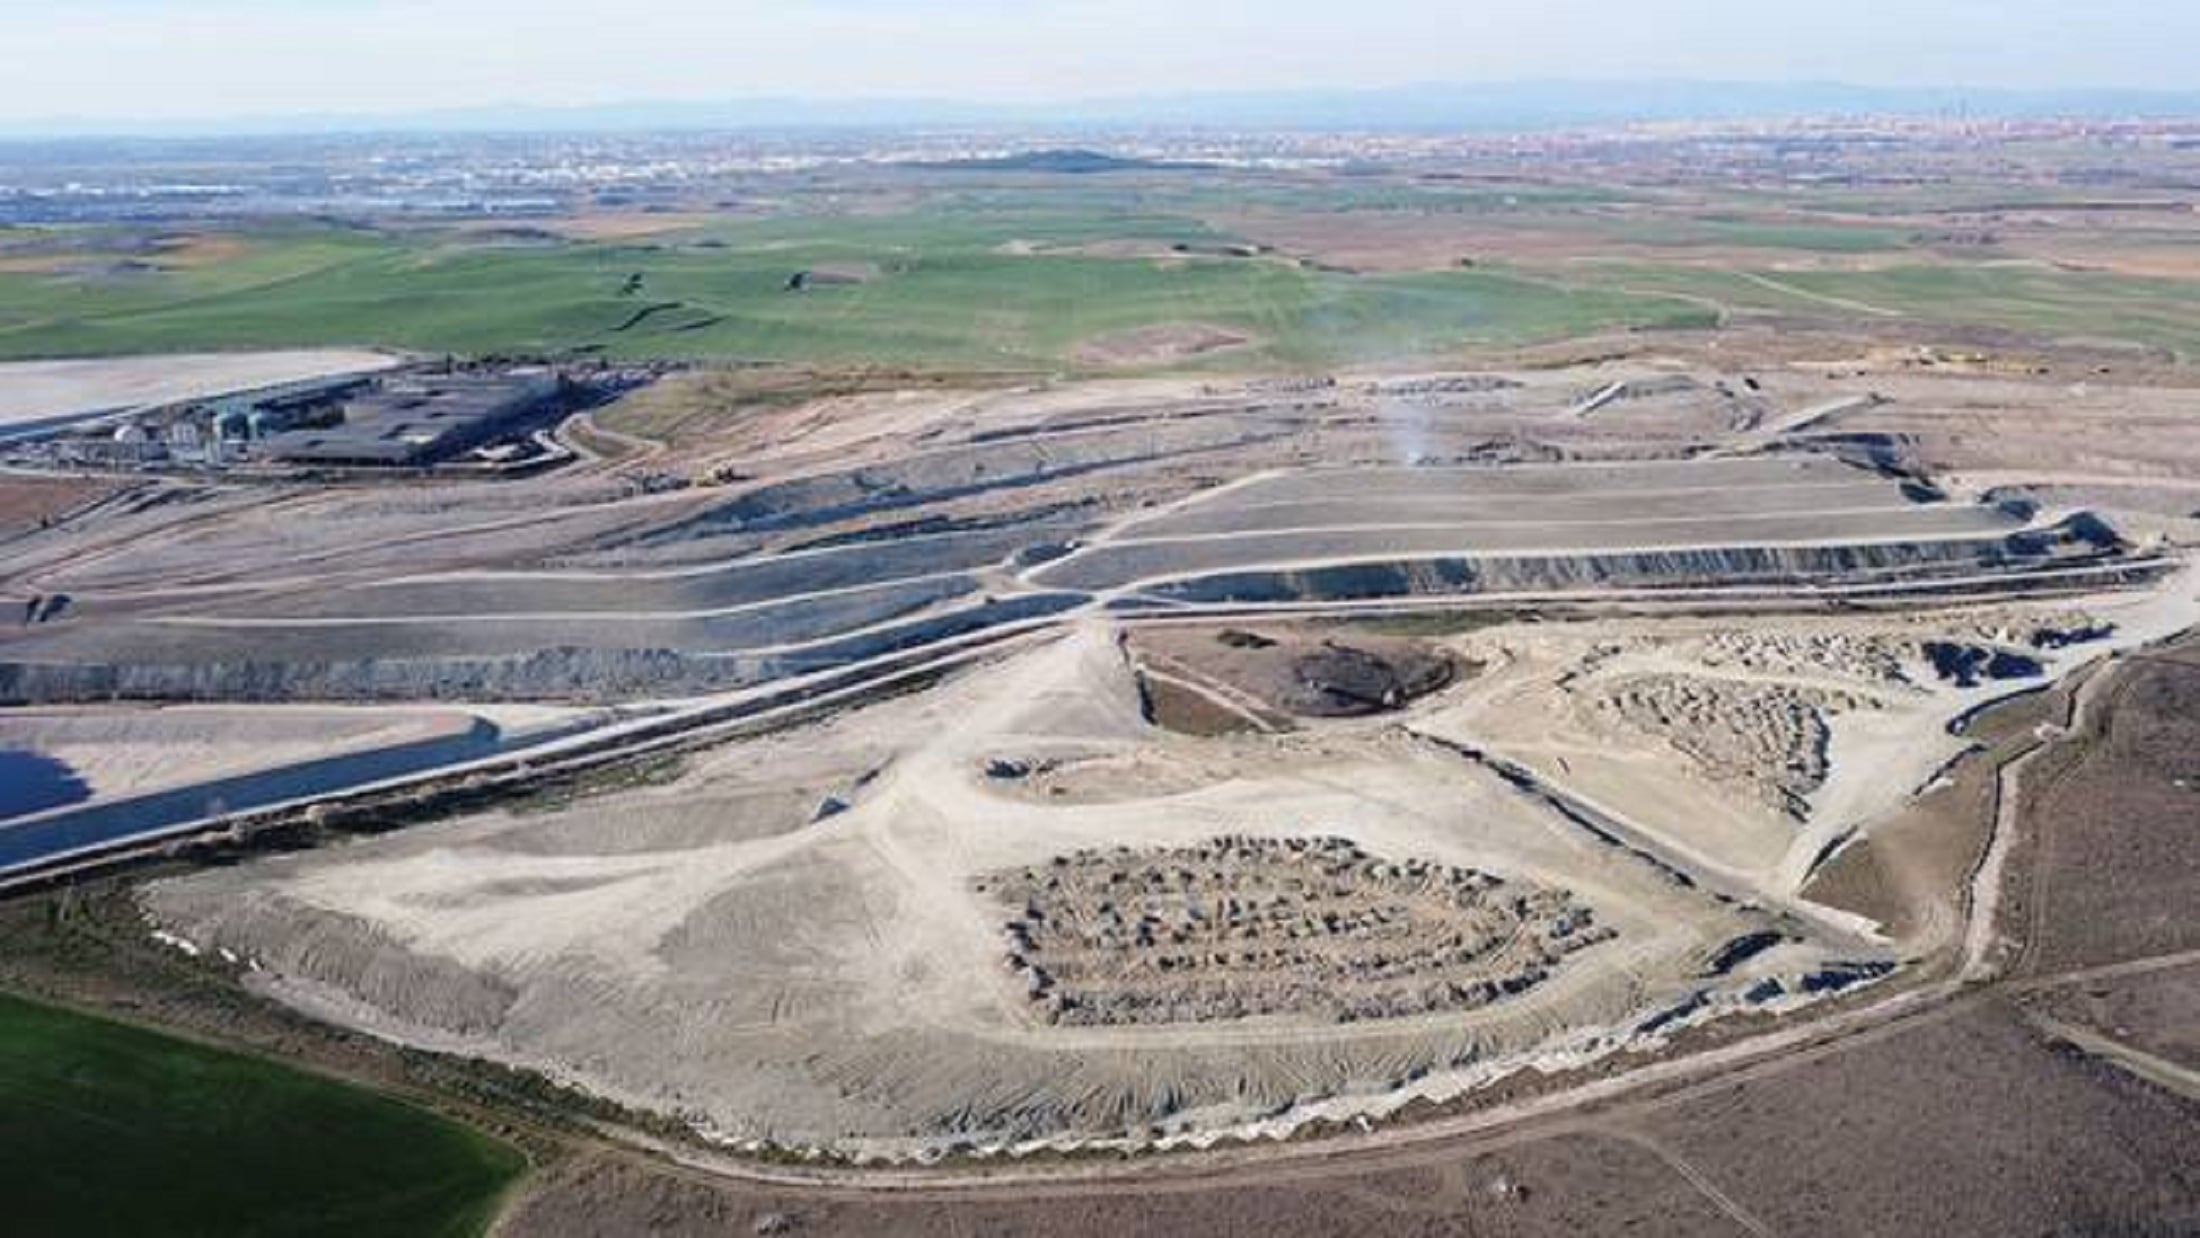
[2,342,2197,1213]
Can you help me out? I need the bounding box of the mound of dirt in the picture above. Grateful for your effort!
[1284,641,1457,716]
[1592,674,1878,819]
[137,624,1799,1156]
[1128,624,1458,732]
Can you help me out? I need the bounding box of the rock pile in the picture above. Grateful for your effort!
[1595,675,1878,818]
[976,836,1611,1026]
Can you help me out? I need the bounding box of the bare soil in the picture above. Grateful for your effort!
[1137,674,1271,736]
[498,1130,1758,1238]
[1801,661,2081,949]
[2027,960,2200,1074]
[1638,1001,2200,1237]
[2010,650,2200,973]
[1127,624,1458,730]
[0,476,120,536]
[1072,323,1250,368]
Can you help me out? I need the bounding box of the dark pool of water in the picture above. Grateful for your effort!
[0,720,512,875]
[0,749,94,822]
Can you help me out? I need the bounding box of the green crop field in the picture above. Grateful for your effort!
[1565,260,2200,359]
[0,211,1711,369]
[0,993,524,1237]
[6,185,2194,368]
[1770,264,2200,355]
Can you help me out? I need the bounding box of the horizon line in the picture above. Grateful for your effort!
[8,77,2200,142]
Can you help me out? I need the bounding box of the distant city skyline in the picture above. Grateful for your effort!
[6,0,2198,129]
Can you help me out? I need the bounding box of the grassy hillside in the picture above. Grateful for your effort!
[0,993,524,1237]
[6,191,2195,367]
[0,213,1709,368]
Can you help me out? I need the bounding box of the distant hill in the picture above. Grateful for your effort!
[914,149,1210,174]
[10,80,2200,139]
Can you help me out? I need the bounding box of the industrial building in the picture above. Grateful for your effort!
[17,363,630,476]
[256,369,562,467]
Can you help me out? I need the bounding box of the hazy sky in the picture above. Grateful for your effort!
[7,0,2195,121]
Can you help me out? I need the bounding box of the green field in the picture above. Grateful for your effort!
[0,213,1711,369]
[6,186,2197,368]
[0,993,524,1237]
[1567,260,2200,358]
